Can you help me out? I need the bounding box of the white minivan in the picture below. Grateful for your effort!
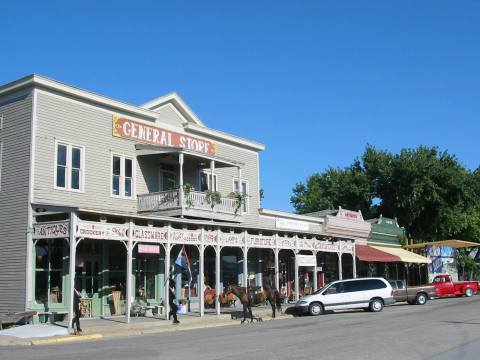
[293,278,395,316]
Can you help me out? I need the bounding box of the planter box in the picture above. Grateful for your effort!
[177,304,187,314]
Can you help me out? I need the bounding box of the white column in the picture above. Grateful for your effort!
[199,228,205,317]
[126,220,133,323]
[294,251,299,301]
[313,251,318,291]
[179,153,184,211]
[352,242,357,278]
[274,248,280,291]
[68,212,77,328]
[243,231,248,287]
[210,160,215,190]
[215,243,221,315]
[164,226,171,320]
[338,251,343,280]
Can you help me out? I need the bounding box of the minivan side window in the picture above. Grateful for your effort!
[343,280,364,293]
[324,282,344,295]
[362,279,387,290]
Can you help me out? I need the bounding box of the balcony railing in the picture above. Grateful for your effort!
[137,190,239,217]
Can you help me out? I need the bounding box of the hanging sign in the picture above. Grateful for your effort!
[275,218,310,231]
[112,115,216,156]
[138,244,160,254]
[297,255,317,267]
[76,222,129,241]
[33,221,70,239]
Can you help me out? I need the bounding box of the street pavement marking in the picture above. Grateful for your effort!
[31,333,103,345]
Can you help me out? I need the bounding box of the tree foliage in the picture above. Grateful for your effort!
[291,145,480,242]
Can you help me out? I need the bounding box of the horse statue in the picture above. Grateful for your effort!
[226,284,282,323]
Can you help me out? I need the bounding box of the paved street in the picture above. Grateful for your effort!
[1,296,479,360]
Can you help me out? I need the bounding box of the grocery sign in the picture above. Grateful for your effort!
[112,115,216,156]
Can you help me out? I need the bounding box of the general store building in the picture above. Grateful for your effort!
[0,75,356,322]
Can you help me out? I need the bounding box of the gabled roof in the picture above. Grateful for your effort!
[140,92,205,126]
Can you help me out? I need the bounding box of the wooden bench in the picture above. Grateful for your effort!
[37,311,68,323]
[0,311,37,329]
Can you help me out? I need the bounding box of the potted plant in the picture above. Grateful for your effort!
[228,191,248,216]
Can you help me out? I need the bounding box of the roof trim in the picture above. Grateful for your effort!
[140,92,204,126]
[185,123,265,152]
[259,208,325,223]
[0,74,159,120]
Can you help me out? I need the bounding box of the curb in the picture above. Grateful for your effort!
[31,333,103,345]
[1,312,291,346]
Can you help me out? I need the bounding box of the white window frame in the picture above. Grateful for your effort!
[110,153,136,199]
[232,178,249,215]
[199,170,218,192]
[53,140,85,192]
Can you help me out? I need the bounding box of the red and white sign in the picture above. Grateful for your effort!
[112,115,216,156]
[138,244,160,254]
[337,207,363,221]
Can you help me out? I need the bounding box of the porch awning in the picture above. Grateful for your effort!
[372,246,431,264]
[355,244,401,263]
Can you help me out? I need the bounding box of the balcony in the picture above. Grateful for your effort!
[137,190,243,223]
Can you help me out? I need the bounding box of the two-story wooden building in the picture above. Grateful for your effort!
[0,74,355,322]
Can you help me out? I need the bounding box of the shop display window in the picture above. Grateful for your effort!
[34,239,65,304]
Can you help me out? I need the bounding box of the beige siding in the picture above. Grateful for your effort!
[33,91,265,227]
[0,90,32,313]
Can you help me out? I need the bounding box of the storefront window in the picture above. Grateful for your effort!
[135,253,158,300]
[34,239,65,304]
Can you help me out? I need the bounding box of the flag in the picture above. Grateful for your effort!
[175,245,192,280]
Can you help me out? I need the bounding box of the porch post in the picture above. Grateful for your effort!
[313,251,318,291]
[126,220,133,323]
[338,250,343,280]
[164,225,171,320]
[294,251,299,301]
[199,228,205,317]
[179,153,184,211]
[68,212,77,329]
[352,242,357,278]
[210,160,215,190]
[243,230,248,287]
[215,241,221,315]
[274,239,280,291]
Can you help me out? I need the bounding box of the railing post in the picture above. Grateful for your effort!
[179,153,184,213]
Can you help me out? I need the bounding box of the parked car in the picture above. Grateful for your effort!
[389,280,436,305]
[292,278,395,316]
[431,274,479,298]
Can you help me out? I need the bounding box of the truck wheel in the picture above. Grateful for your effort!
[309,302,323,316]
[369,299,384,312]
[416,293,427,305]
[465,288,473,297]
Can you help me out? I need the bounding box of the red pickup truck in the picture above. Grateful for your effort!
[431,274,479,297]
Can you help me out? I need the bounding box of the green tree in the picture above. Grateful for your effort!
[291,145,480,243]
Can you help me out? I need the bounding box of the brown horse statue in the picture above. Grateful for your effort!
[226,284,282,323]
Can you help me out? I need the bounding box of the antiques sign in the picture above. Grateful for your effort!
[33,221,70,239]
[113,115,216,156]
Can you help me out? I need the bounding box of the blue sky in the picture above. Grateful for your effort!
[2,1,479,212]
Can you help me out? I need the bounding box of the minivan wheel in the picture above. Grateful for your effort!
[369,299,384,312]
[465,288,473,297]
[416,293,427,305]
[309,302,323,316]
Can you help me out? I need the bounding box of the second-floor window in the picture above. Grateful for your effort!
[233,179,249,214]
[112,154,134,198]
[55,141,84,191]
[200,170,217,192]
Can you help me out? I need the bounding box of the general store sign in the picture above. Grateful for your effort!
[337,207,363,221]
[112,115,216,156]
[76,222,129,241]
[33,221,70,239]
